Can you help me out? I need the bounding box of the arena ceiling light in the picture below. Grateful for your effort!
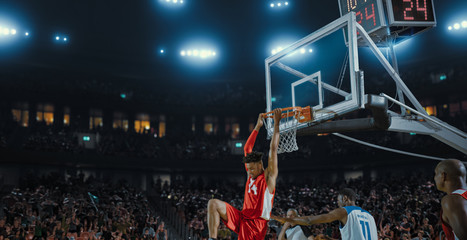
[159,0,184,6]
[55,34,69,43]
[0,26,18,37]
[271,46,312,56]
[448,20,467,31]
[180,48,216,59]
[270,1,289,8]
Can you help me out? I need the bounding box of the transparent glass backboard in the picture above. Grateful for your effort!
[265,13,363,136]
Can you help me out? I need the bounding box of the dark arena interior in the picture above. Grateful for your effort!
[0,0,466,239]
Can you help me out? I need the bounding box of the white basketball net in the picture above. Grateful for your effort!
[264,109,301,154]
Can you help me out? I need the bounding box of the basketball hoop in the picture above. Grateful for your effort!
[262,106,313,154]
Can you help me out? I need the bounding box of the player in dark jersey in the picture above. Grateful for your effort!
[434,159,467,240]
[207,109,281,240]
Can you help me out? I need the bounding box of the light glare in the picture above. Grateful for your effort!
[270,3,274,7]
[462,21,467,28]
[56,36,60,40]
[3,28,9,35]
[11,29,16,35]
[454,23,460,30]
[448,26,452,31]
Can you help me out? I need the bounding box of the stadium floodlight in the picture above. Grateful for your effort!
[63,37,67,41]
[454,23,460,30]
[271,45,313,57]
[3,28,9,35]
[56,36,60,40]
[462,21,467,28]
[181,48,217,59]
[160,49,164,53]
[270,1,289,9]
[25,32,29,36]
[448,26,453,31]
[11,29,16,35]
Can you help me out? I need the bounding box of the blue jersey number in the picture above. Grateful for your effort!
[359,220,372,240]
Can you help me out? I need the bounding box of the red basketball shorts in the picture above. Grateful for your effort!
[221,202,268,240]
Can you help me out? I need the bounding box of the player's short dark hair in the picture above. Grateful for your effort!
[243,151,263,163]
[338,188,357,202]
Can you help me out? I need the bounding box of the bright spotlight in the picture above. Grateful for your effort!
[212,51,216,56]
[462,21,467,28]
[187,50,192,56]
[285,2,288,5]
[173,0,177,3]
[271,50,276,54]
[300,48,306,54]
[278,3,281,7]
[63,37,67,41]
[25,32,29,36]
[448,26,453,31]
[11,29,16,35]
[270,3,274,7]
[3,28,10,35]
[56,36,60,40]
[454,23,460,30]
[180,0,183,3]
[309,49,313,53]
[160,49,164,53]
[181,50,186,56]
[193,49,199,56]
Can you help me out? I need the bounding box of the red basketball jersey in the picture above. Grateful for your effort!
[241,172,275,220]
[441,189,467,240]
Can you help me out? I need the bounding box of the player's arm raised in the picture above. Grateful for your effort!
[265,108,281,194]
[272,208,347,226]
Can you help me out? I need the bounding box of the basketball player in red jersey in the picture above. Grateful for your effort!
[434,159,467,240]
[207,108,282,240]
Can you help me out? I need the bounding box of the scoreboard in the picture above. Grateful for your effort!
[338,0,387,35]
[338,0,437,44]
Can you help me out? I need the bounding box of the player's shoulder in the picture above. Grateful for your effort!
[441,193,467,212]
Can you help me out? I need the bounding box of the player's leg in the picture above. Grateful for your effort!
[207,199,228,239]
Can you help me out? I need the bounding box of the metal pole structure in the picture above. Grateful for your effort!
[388,39,407,116]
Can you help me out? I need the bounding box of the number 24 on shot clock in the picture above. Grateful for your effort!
[387,0,436,26]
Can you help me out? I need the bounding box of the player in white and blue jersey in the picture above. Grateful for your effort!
[272,188,378,240]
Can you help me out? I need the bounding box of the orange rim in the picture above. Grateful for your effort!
[262,106,313,123]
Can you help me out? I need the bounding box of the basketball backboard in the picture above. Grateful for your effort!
[265,13,364,137]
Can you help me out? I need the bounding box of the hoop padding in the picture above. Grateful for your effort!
[263,107,312,154]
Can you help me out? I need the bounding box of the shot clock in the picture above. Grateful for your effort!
[387,0,436,26]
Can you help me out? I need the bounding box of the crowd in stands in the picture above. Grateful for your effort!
[0,172,168,240]
[160,173,445,240]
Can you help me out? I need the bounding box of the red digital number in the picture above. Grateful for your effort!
[356,11,363,24]
[365,4,376,26]
[403,0,414,20]
[416,0,428,20]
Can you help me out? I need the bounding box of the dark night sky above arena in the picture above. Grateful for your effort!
[0,0,466,84]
